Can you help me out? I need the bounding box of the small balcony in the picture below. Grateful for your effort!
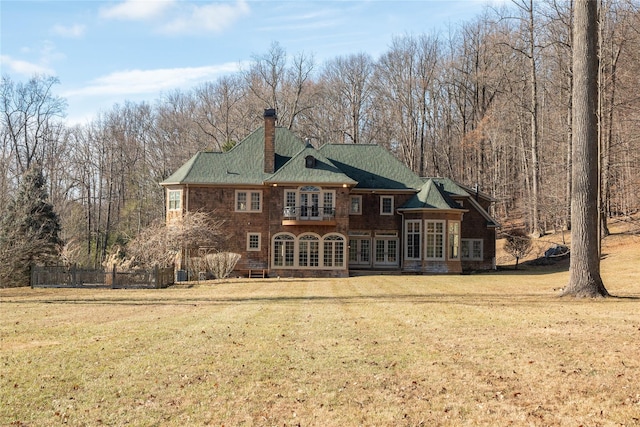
[282,206,337,226]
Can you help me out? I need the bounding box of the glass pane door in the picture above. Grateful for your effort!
[300,192,320,219]
[349,238,371,266]
[374,238,398,267]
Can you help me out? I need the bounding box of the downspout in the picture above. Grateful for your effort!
[268,184,272,275]
[184,185,189,273]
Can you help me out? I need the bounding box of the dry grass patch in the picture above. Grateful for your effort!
[2,233,640,426]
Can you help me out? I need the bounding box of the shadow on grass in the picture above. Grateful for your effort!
[3,290,639,307]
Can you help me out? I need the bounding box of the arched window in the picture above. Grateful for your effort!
[323,234,345,267]
[273,233,295,267]
[298,234,320,267]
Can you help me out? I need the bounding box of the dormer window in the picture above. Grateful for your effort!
[305,155,316,168]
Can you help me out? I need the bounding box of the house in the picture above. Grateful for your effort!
[160,109,498,278]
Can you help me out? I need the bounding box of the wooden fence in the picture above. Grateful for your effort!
[31,265,174,289]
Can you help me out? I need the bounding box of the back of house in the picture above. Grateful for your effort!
[161,109,498,278]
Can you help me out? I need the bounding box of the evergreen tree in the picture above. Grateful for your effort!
[0,166,62,287]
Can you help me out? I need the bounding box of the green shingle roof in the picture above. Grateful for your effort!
[428,177,471,197]
[161,127,307,185]
[161,129,423,189]
[403,177,500,227]
[399,179,463,210]
[318,144,425,190]
[265,143,357,185]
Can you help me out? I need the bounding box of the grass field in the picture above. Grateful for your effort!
[2,230,640,426]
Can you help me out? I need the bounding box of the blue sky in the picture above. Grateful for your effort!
[1,0,498,125]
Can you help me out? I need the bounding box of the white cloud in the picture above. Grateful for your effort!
[160,0,250,35]
[52,23,87,38]
[0,55,55,76]
[62,62,244,98]
[100,0,250,35]
[100,0,175,21]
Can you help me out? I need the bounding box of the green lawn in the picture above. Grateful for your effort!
[2,237,640,426]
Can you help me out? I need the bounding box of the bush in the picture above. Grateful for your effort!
[504,229,533,270]
[204,252,241,279]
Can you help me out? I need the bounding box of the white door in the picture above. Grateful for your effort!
[374,238,398,267]
[349,238,371,266]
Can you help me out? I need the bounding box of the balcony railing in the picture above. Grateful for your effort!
[282,206,336,221]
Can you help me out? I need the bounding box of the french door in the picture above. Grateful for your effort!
[349,238,371,266]
[374,238,398,267]
[299,191,320,219]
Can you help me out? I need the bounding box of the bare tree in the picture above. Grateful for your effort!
[127,211,225,268]
[318,53,374,144]
[0,75,67,177]
[193,75,248,151]
[562,0,609,297]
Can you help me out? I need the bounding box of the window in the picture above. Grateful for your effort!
[282,187,335,219]
[380,196,394,215]
[251,192,261,211]
[298,234,320,267]
[323,192,334,216]
[168,190,181,210]
[461,239,483,260]
[272,233,347,269]
[247,233,261,251]
[449,222,460,259]
[350,195,362,215]
[273,234,295,267]
[285,191,296,208]
[405,220,421,260]
[425,221,445,259]
[236,190,262,212]
[324,234,345,267]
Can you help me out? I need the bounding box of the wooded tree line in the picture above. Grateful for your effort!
[1,0,639,268]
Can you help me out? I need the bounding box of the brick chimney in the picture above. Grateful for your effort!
[264,108,276,173]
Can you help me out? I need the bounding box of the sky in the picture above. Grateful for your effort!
[1,0,499,125]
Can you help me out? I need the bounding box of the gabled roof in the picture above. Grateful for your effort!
[162,129,426,190]
[398,177,500,227]
[318,144,424,191]
[161,127,307,185]
[265,144,357,185]
[428,177,471,198]
[399,179,463,210]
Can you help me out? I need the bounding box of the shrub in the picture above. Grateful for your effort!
[205,252,241,279]
[504,229,533,270]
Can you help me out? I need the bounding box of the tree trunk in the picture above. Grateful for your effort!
[563,0,609,298]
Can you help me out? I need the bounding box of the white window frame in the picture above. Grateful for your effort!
[448,221,460,260]
[380,196,394,215]
[405,220,422,260]
[168,190,182,211]
[461,239,483,261]
[298,233,321,268]
[323,234,345,268]
[282,187,336,218]
[273,233,295,267]
[247,233,261,251]
[235,190,262,212]
[271,233,347,270]
[424,220,445,260]
[350,195,362,215]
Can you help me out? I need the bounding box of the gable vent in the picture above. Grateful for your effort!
[305,155,316,168]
